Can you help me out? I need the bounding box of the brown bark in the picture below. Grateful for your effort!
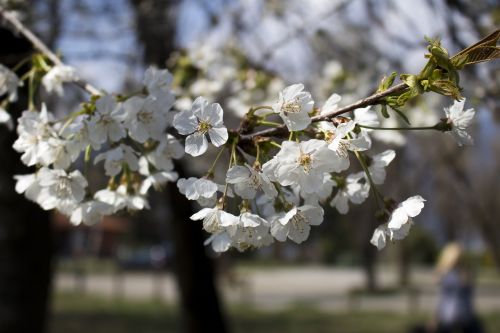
[0,27,54,333]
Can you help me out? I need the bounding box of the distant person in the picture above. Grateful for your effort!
[432,242,484,333]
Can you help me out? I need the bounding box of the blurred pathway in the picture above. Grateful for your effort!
[55,266,500,313]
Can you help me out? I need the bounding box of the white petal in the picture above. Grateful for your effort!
[451,128,473,146]
[203,103,224,125]
[173,110,198,135]
[226,166,250,183]
[331,192,349,214]
[387,207,409,230]
[374,149,396,166]
[195,178,218,198]
[210,233,232,252]
[282,84,304,100]
[185,132,208,156]
[270,219,289,242]
[190,207,215,221]
[370,226,387,250]
[300,205,324,226]
[322,93,341,114]
[208,126,228,147]
[280,111,311,131]
[401,195,425,217]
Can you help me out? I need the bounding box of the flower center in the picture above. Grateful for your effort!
[297,152,313,172]
[290,212,308,234]
[248,173,261,189]
[99,114,113,125]
[55,176,73,198]
[203,211,221,233]
[336,140,350,158]
[325,131,335,143]
[197,120,212,134]
[282,98,301,114]
[138,110,153,124]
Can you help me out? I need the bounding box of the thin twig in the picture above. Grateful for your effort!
[0,7,102,96]
[240,82,408,141]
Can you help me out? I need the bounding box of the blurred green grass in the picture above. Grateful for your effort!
[51,292,500,333]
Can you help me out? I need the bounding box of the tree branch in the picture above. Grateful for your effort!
[239,82,408,141]
[0,7,102,96]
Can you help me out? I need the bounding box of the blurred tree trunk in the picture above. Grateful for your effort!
[130,1,228,332]
[361,236,378,291]
[0,27,54,333]
[359,203,378,291]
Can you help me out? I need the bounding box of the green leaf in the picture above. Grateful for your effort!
[451,29,500,66]
[380,104,389,118]
[377,72,397,92]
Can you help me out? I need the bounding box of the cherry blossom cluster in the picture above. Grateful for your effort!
[170,83,474,252]
[9,66,183,225]
[0,58,477,253]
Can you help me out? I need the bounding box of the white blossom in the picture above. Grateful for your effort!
[330,173,370,214]
[300,173,335,205]
[264,139,340,193]
[365,150,396,185]
[321,93,341,114]
[143,66,173,95]
[14,172,44,203]
[231,212,273,251]
[123,96,168,143]
[190,207,238,233]
[87,95,126,147]
[0,64,22,102]
[443,99,475,146]
[60,115,94,151]
[36,168,88,214]
[354,106,379,127]
[177,177,218,202]
[319,120,370,170]
[70,200,114,226]
[273,84,313,131]
[139,171,178,194]
[94,185,149,212]
[370,195,426,250]
[204,232,233,253]
[42,65,78,96]
[13,104,58,166]
[50,137,81,169]
[226,164,277,199]
[370,225,389,250]
[0,107,13,130]
[145,134,184,172]
[94,144,139,177]
[270,205,324,244]
[173,96,228,156]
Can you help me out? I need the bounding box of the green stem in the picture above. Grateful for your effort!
[11,56,31,72]
[28,70,35,110]
[257,120,282,127]
[58,109,87,136]
[359,124,437,131]
[206,147,226,176]
[354,151,383,209]
[222,140,238,209]
[84,145,92,181]
[252,105,273,112]
[269,141,281,149]
[254,142,261,165]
